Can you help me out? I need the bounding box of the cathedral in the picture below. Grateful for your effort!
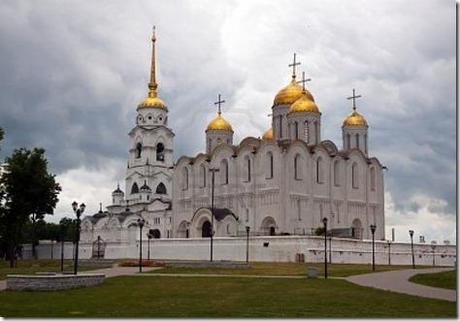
[80,29,385,251]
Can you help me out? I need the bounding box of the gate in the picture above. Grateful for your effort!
[92,236,106,259]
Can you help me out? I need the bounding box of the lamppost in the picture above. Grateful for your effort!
[71,201,86,275]
[322,217,328,279]
[370,224,376,271]
[147,231,153,261]
[386,240,392,265]
[328,234,332,264]
[137,218,145,273]
[245,226,250,263]
[431,241,437,267]
[60,223,65,273]
[409,230,415,269]
[209,167,219,262]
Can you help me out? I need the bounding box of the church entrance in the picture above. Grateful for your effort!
[270,226,276,236]
[351,219,363,239]
[202,221,212,238]
[92,236,106,259]
[149,229,161,239]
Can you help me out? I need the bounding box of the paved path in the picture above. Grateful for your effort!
[346,268,456,302]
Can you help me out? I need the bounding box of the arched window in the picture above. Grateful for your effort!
[355,134,360,149]
[295,122,299,140]
[370,167,376,191]
[156,143,165,161]
[221,159,229,185]
[347,134,351,149]
[200,165,206,188]
[297,199,301,221]
[304,121,309,143]
[131,182,139,194]
[316,157,323,183]
[183,168,189,190]
[352,162,358,188]
[156,182,167,194]
[334,160,340,186]
[294,154,302,180]
[245,156,251,182]
[135,143,142,158]
[266,152,274,179]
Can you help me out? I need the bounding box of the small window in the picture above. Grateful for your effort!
[316,157,323,184]
[352,162,359,189]
[156,143,165,161]
[370,167,376,191]
[156,182,167,194]
[294,154,302,180]
[183,168,189,190]
[266,152,274,179]
[131,182,139,194]
[135,143,142,158]
[334,160,340,186]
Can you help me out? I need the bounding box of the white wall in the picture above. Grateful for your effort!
[75,236,457,266]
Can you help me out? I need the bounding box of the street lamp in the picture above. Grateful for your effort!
[409,230,415,269]
[209,167,219,262]
[245,226,250,263]
[137,218,145,273]
[59,222,65,273]
[147,231,153,261]
[322,217,328,279]
[431,241,437,267]
[386,240,392,265]
[370,224,376,271]
[71,201,86,275]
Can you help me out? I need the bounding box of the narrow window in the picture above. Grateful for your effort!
[156,143,165,161]
[131,182,139,194]
[347,134,351,149]
[314,121,319,144]
[183,168,189,190]
[297,199,301,221]
[245,208,249,222]
[295,122,299,140]
[316,157,323,183]
[266,152,274,179]
[370,167,376,191]
[294,154,302,180]
[135,143,142,158]
[200,165,206,187]
[247,157,251,182]
[365,134,368,154]
[334,160,340,186]
[352,162,358,188]
[355,134,359,149]
[221,159,229,185]
[279,116,283,139]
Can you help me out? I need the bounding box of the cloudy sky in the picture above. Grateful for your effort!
[0,0,455,244]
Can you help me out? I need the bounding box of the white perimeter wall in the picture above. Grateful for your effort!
[64,236,457,267]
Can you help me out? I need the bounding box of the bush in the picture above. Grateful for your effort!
[118,260,166,267]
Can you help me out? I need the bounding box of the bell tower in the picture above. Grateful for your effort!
[125,27,175,204]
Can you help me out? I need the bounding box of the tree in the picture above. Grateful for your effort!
[0,148,61,267]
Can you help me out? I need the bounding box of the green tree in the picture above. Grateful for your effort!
[0,148,61,267]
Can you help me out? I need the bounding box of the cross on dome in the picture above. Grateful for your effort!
[214,93,226,115]
[297,71,311,91]
[288,53,301,79]
[347,88,362,111]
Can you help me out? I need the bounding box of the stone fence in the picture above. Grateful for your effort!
[6,273,105,291]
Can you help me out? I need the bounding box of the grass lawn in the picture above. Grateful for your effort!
[0,275,455,318]
[152,261,432,277]
[409,270,457,290]
[0,259,113,280]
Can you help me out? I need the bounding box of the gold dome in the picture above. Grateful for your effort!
[138,91,167,109]
[206,113,233,132]
[262,128,273,140]
[274,79,314,106]
[343,110,368,127]
[289,92,320,114]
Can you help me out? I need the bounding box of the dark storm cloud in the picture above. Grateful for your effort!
[0,0,455,239]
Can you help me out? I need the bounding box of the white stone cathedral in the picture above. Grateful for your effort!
[81,30,385,251]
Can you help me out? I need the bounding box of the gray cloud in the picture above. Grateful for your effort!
[0,0,455,241]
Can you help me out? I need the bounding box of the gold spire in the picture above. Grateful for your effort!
[206,94,233,132]
[138,26,166,109]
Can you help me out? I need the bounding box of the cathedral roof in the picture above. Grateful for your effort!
[206,112,233,132]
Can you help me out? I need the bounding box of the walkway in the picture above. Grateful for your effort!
[346,268,456,302]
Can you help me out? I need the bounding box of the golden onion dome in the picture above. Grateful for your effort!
[273,79,314,106]
[343,110,368,127]
[206,113,233,132]
[289,92,320,114]
[138,90,167,109]
[262,128,273,140]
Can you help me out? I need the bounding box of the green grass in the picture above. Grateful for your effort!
[152,261,432,277]
[409,270,457,290]
[0,259,113,280]
[0,275,455,317]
